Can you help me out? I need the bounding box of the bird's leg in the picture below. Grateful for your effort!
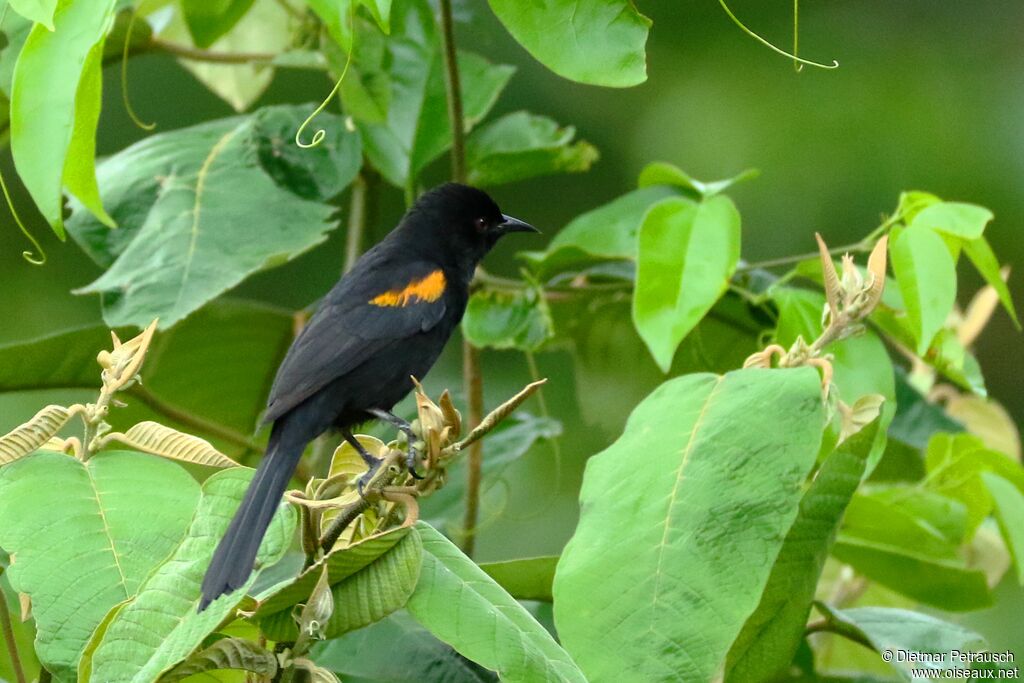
[343,429,382,496]
[368,408,424,479]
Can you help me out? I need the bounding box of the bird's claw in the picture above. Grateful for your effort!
[406,446,424,480]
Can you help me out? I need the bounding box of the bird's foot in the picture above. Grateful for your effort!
[406,445,424,480]
[356,457,383,498]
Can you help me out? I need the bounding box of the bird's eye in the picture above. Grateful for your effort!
[473,217,488,232]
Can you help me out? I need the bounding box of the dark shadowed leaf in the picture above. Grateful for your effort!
[466,111,598,186]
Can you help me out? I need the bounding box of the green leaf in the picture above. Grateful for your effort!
[924,432,1024,536]
[841,493,959,561]
[421,414,561,531]
[725,421,879,683]
[461,286,554,351]
[830,537,991,611]
[487,0,650,87]
[554,368,825,682]
[305,0,392,51]
[633,195,742,371]
[160,637,278,682]
[869,486,969,546]
[254,526,412,636]
[356,0,514,188]
[815,604,988,681]
[161,0,292,111]
[479,556,558,602]
[638,161,759,199]
[181,0,256,48]
[465,111,598,186]
[66,105,361,329]
[908,201,993,240]
[81,467,297,683]
[1,567,42,683]
[312,610,498,682]
[6,0,57,30]
[0,451,200,682]
[408,523,586,683]
[962,236,1019,327]
[889,224,958,355]
[981,473,1024,585]
[520,185,677,279]
[0,11,32,99]
[322,527,422,637]
[10,0,117,235]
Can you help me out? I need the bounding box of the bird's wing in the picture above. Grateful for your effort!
[263,258,449,423]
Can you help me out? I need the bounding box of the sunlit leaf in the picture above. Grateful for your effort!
[633,195,741,371]
[180,0,256,48]
[890,225,958,355]
[909,201,992,240]
[554,368,824,681]
[638,161,758,199]
[106,421,240,468]
[409,523,585,682]
[962,236,1019,328]
[81,467,296,683]
[726,421,879,682]
[10,0,117,235]
[982,472,1024,585]
[461,286,553,351]
[0,451,200,681]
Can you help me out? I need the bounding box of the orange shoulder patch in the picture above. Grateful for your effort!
[370,270,447,307]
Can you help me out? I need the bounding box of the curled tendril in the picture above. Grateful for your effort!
[121,4,156,131]
[719,0,838,70]
[0,167,46,265]
[295,7,355,149]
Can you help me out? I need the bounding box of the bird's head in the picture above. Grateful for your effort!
[404,183,539,269]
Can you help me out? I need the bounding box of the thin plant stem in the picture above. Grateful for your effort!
[149,38,276,64]
[737,241,870,272]
[437,0,466,184]
[0,164,45,265]
[127,386,262,453]
[718,0,838,70]
[344,174,367,273]
[121,4,156,131]
[0,572,27,683]
[461,342,484,556]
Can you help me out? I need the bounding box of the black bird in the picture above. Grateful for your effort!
[199,183,537,610]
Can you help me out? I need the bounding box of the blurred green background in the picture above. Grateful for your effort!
[1,0,1022,659]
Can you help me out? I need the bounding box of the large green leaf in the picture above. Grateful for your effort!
[0,300,294,448]
[5,0,57,29]
[466,111,598,186]
[637,161,759,199]
[633,195,742,371]
[520,185,677,279]
[311,610,498,682]
[487,0,650,87]
[0,11,32,99]
[408,523,585,683]
[81,467,296,682]
[553,368,825,682]
[815,604,988,681]
[0,450,200,682]
[889,225,957,355]
[254,526,412,638]
[322,528,422,638]
[982,472,1024,585]
[66,105,361,328]
[725,421,879,682]
[356,0,514,188]
[10,0,117,235]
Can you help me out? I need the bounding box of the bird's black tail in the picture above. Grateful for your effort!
[199,420,303,611]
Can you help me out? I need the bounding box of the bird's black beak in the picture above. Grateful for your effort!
[497,214,540,235]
